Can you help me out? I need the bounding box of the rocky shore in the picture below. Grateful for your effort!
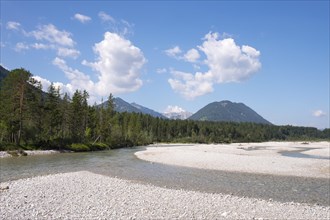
[1,171,329,219]
[0,150,62,158]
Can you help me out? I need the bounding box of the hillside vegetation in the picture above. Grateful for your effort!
[189,100,271,124]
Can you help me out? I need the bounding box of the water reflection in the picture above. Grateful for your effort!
[279,148,330,160]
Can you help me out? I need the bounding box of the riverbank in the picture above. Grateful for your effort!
[135,142,330,178]
[0,171,329,219]
[0,150,61,158]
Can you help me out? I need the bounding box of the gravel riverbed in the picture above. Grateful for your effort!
[1,171,329,219]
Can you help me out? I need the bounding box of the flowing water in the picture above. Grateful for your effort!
[1,146,329,206]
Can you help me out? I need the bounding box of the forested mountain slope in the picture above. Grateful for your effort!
[189,100,271,125]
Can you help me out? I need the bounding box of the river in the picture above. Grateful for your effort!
[0,146,329,206]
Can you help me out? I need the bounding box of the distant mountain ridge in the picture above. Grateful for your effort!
[104,98,166,118]
[113,97,140,113]
[131,102,166,118]
[112,98,190,119]
[0,65,10,83]
[189,100,271,124]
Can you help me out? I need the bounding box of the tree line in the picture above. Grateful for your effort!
[0,68,329,151]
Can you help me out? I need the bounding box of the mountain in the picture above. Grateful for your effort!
[163,106,193,120]
[189,100,271,124]
[113,97,141,113]
[101,97,165,118]
[0,65,10,83]
[131,102,166,118]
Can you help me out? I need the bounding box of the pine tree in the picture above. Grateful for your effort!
[0,68,39,145]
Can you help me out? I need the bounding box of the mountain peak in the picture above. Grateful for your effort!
[163,105,193,120]
[130,102,166,118]
[218,100,232,107]
[189,100,271,124]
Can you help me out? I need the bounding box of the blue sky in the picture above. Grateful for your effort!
[1,1,329,129]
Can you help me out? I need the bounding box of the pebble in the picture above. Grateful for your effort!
[0,171,329,219]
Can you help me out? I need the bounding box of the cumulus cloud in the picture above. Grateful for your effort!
[29,24,75,47]
[53,57,94,93]
[73,13,91,23]
[168,32,261,99]
[82,32,146,96]
[32,75,69,95]
[168,70,214,100]
[313,110,326,117]
[165,46,200,63]
[50,58,99,103]
[32,75,52,91]
[6,21,21,30]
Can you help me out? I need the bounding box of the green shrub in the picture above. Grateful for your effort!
[69,143,90,152]
[0,143,19,151]
[89,143,109,151]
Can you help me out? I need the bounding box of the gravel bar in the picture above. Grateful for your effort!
[1,171,329,219]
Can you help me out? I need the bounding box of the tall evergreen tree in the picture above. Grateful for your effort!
[43,83,62,140]
[70,90,84,142]
[0,68,40,145]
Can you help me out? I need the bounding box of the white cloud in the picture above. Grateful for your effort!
[98,12,134,36]
[98,11,115,23]
[21,24,81,58]
[313,110,326,117]
[32,75,52,91]
[168,70,214,100]
[6,21,21,30]
[73,13,91,23]
[29,24,75,47]
[47,32,145,103]
[198,32,261,83]
[82,32,146,96]
[57,47,80,59]
[53,57,94,94]
[33,76,68,94]
[168,32,261,99]
[183,48,200,63]
[242,45,261,57]
[120,19,134,36]
[31,43,55,50]
[165,46,200,63]
[165,46,182,58]
[32,75,73,98]
[15,42,29,51]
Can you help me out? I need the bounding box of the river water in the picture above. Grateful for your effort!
[1,146,329,206]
